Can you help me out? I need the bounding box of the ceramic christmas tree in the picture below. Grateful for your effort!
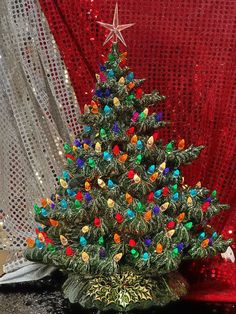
[25,4,232,312]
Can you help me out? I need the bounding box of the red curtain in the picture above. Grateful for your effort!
[39,0,236,301]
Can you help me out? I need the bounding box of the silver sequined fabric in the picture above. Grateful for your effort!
[0,0,81,272]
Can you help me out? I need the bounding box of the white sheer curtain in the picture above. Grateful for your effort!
[0,0,81,274]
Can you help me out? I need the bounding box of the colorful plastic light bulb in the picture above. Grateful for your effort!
[172,192,179,201]
[95,142,102,153]
[112,122,120,133]
[135,154,143,164]
[108,69,114,77]
[104,105,112,115]
[131,112,139,122]
[136,140,143,150]
[126,72,134,81]
[103,151,112,161]
[173,169,180,177]
[80,236,87,247]
[154,189,162,198]
[147,165,155,174]
[155,112,163,122]
[142,252,149,261]
[76,158,84,168]
[127,209,135,219]
[88,158,95,168]
[166,142,173,153]
[153,205,160,215]
[113,97,120,106]
[60,199,67,209]
[190,189,197,197]
[100,128,107,139]
[107,179,115,189]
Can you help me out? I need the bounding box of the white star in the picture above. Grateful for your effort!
[97,3,134,47]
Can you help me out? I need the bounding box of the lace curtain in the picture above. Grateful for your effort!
[0,0,81,273]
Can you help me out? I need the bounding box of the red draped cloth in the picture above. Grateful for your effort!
[39,0,236,301]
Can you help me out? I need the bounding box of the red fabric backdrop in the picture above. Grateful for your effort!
[39,0,236,301]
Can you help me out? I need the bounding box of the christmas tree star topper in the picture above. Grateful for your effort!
[97,3,134,46]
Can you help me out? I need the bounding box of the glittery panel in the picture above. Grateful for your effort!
[0,0,81,271]
[38,0,236,299]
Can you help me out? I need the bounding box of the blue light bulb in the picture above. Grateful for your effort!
[172,192,179,201]
[84,125,92,133]
[126,72,134,82]
[147,165,155,174]
[41,208,48,217]
[35,239,44,249]
[60,199,67,209]
[154,189,162,198]
[62,170,70,180]
[136,140,143,150]
[80,236,87,247]
[190,189,197,197]
[108,179,115,189]
[103,151,112,161]
[127,209,135,219]
[104,105,112,115]
[173,169,180,177]
[198,232,206,240]
[142,252,149,261]
[107,69,114,77]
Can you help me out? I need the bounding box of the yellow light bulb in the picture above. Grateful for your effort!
[113,97,120,106]
[166,230,175,238]
[147,136,154,148]
[60,235,68,246]
[95,142,101,153]
[158,162,166,172]
[143,108,149,116]
[133,174,141,183]
[85,181,91,191]
[113,252,123,262]
[81,251,90,262]
[107,198,115,208]
[98,178,106,188]
[160,202,169,212]
[118,77,125,85]
[82,226,90,233]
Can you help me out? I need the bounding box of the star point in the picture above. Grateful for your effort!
[97,3,134,47]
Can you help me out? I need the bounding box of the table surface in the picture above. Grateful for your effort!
[0,271,235,314]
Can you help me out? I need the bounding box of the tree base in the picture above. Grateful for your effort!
[62,270,188,312]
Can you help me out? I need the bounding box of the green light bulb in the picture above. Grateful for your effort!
[136,154,143,164]
[108,53,115,62]
[34,204,41,215]
[166,142,173,153]
[131,249,139,258]
[88,158,95,168]
[211,190,217,198]
[98,236,104,245]
[63,143,71,153]
[136,202,144,213]
[74,200,81,209]
[185,222,193,229]
[100,128,107,139]
[172,248,179,258]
